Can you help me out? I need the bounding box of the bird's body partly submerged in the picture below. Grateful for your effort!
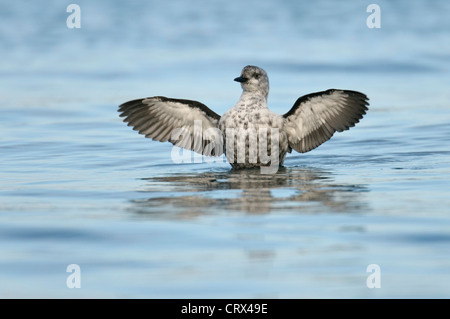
[118,65,369,173]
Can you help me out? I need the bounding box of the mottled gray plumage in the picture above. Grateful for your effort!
[118,65,369,169]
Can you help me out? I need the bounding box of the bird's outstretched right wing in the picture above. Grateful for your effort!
[283,89,369,153]
[118,96,223,156]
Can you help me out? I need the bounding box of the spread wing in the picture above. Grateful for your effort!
[118,96,223,156]
[283,89,369,153]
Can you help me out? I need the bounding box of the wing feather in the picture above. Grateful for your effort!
[118,96,223,156]
[283,89,369,153]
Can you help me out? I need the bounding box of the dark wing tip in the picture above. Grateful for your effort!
[118,98,147,118]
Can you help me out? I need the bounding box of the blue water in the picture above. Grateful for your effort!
[1,0,450,298]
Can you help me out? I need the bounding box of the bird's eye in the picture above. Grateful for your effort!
[254,74,260,79]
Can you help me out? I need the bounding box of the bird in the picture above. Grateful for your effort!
[118,65,369,172]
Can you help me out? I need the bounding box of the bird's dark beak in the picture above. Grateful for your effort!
[234,76,248,83]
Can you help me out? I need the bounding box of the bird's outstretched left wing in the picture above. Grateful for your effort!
[118,96,223,156]
[283,89,369,153]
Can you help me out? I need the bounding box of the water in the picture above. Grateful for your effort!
[1,0,450,298]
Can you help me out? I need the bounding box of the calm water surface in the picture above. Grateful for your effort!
[1,0,450,298]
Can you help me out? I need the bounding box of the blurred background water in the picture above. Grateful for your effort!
[1,0,450,298]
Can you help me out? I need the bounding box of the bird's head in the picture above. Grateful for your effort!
[234,65,269,98]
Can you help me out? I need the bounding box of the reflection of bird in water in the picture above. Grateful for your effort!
[118,65,368,172]
[129,167,368,217]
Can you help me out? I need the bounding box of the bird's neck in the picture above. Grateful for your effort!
[239,90,268,107]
